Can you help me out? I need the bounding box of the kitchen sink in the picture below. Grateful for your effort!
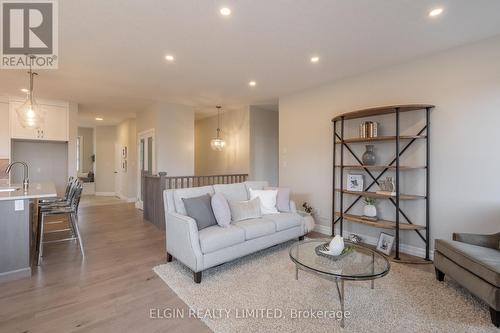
[0,187,20,192]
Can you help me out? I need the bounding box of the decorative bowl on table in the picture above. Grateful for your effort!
[315,243,354,261]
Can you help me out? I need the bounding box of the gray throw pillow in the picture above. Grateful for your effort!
[211,193,231,227]
[228,197,262,222]
[182,194,217,230]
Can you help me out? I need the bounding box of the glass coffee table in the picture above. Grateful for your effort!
[289,239,390,328]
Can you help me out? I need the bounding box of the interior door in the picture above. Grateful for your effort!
[136,130,155,210]
[114,143,122,197]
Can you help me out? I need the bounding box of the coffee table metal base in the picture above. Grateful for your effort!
[294,265,374,328]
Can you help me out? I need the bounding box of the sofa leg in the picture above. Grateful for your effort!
[166,252,173,262]
[193,271,202,284]
[298,236,304,241]
[491,307,500,327]
[434,267,445,281]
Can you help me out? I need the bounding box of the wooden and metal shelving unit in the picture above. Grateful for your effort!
[332,104,434,261]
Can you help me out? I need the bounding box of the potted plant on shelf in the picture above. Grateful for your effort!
[363,197,377,220]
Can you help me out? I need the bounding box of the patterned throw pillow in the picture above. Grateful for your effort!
[228,197,262,222]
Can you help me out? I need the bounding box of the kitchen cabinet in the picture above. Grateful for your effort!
[10,99,69,142]
[0,101,9,158]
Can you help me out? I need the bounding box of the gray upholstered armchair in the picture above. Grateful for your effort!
[434,232,500,327]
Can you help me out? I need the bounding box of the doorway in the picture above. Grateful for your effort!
[136,129,155,210]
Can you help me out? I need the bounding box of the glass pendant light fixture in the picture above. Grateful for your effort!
[210,105,226,151]
[17,56,44,129]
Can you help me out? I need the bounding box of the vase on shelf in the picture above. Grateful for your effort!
[362,145,376,165]
[363,204,377,218]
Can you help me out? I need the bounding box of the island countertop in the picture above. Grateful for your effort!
[0,182,58,201]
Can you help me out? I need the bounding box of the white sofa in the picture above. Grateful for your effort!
[163,181,306,283]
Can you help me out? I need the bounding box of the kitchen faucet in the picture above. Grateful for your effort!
[5,161,29,191]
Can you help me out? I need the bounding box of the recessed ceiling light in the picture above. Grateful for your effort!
[248,81,256,87]
[165,54,174,61]
[429,8,443,17]
[310,56,320,63]
[220,7,231,16]
[20,88,29,93]
[95,117,103,121]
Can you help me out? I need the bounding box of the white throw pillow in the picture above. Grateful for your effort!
[249,189,279,214]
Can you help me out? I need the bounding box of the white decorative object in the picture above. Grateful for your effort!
[328,235,345,256]
[249,189,279,214]
[347,174,363,192]
[363,204,377,217]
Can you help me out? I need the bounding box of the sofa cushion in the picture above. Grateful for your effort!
[435,239,500,287]
[198,225,245,254]
[211,193,231,227]
[264,213,302,232]
[233,218,276,240]
[173,186,214,215]
[182,194,217,230]
[244,181,269,195]
[228,198,262,222]
[213,183,248,201]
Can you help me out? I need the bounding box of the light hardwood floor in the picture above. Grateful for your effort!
[0,202,210,333]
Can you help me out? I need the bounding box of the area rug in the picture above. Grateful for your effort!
[153,241,495,333]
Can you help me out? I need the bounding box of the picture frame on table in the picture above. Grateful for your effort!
[347,174,364,192]
[376,232,395,256]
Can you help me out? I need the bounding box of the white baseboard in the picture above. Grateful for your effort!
[117,193,137,203]
[95,192,117,197]
[313,224,434,260]
[314,224,331,235]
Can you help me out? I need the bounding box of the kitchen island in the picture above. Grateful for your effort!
[0,182,57,283]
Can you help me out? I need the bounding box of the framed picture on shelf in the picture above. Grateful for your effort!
[347,174,364,192]
[376,232,395,256]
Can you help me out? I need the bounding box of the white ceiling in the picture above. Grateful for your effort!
[1,0,500,125]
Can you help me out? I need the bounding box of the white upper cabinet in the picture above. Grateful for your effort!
[0,101,9,158]
[9,98,69,141]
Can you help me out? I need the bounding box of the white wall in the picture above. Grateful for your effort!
[137,102,195,177]
[67,102,79,179]
[249,106,279,185]
[116,119,137,200]
[78,127,94,173]
[279,35,500,257]
[95,126,116,194]
[195,107,250,175]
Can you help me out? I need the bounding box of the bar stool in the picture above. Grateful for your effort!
[39,177,75,204]
[38,182,85,265]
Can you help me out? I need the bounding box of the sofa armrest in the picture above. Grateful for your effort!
[165,212,204,272]
[289,200,297,213]
[453,232,500,250]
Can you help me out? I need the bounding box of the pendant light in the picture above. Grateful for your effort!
[17,56,44,129]
[210,105,226,151]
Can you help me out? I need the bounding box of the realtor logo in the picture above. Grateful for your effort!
[1,0,58,69]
